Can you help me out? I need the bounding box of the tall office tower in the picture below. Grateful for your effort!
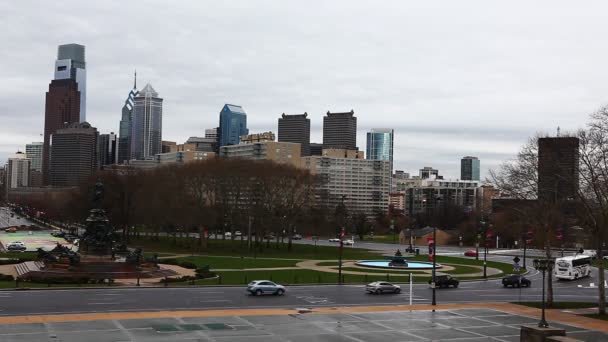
[322,110,357,150]
[49,122,98,186]
[460,156,480,181]
[25,142,43,172]
[118,72,139,164]
[131,84,163,160]
[309,143,323,156]
[366,128,394,168]
[218,104,248,147]
[278,113,311,156]
[5,152,31,198]
[42,44,85,184]
[54,44,86,122]
[205,128,218,139]
[97,132,117,168]
[538,137,579,202]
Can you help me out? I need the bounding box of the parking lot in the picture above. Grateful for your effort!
[0,308,606,342]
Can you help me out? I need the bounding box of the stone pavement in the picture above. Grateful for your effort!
[0,303,607,341]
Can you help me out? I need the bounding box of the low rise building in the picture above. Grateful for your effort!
[240,132,275,144]
[219,141,301,167]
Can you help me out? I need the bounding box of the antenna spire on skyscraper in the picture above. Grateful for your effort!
[134,70,137,89]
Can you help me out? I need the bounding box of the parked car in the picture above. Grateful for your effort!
[464,250,478,257]
[247,280,286,296]
[224,232,232,238]
[429,275,459,288]
[328,238,341,242]
[342,239,354,246]
[6,241,26,251]
[292,234,302,240]
[234,231,242,237]
[502,274,531,288]
[366,281,401,294]
[264,233,276,240]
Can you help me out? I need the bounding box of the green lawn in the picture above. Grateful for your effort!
[592,259,608,268]
[164,255,301,269]
[515,302,598,309]
[409,255,524,276]
[128,236,382,260]
[0,251,37,261]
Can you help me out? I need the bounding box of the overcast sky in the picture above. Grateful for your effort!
[1,1,607,179]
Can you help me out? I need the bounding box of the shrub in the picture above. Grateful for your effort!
[0,259,20,265]
[0,274,15,281]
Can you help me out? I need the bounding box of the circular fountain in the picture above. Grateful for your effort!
[355,250,441,270]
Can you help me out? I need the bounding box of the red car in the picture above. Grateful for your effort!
[464,250,478,257]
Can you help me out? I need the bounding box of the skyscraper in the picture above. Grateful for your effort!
[5,152,30,198]
[49,122,98,187]
[278,113,311,156]
[218,104,248,147]
[54,44,86,122]
[323,110,357,150]
[538,137,579,202]
[366,128,394,168]
[131,84,163,160]
[97,132,118,168]
[25,142,43,172]
[460,156,480,181]
[118,72,138,164]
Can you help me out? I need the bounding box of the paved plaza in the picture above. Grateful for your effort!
[0,308,606,342]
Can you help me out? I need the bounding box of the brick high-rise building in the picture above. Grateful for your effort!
[538,137,579,202]
[322,110,357,150]
[49,122,98,186]
[278,113,311,156]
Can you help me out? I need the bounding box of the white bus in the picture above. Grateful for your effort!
[554,255,592,280]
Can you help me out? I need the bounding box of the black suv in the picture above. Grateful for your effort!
[502,274,531,288]
[429,275,459,288]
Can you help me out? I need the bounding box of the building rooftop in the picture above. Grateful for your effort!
[224,104,246,114]
[138,83,158,97]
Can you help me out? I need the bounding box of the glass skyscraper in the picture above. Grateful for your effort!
[131,84,163,160]
[218,104,248,147]
[25,142,43,172]
[460,156,480,181]
[118,72,138,163]
[366,128,394,169]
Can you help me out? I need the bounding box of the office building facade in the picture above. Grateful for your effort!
[218,104,248,147]
[49,122,98,186]
[5,152,31,198]
[322,110,357,150]
[54,44,86,122]
[538,137,580,202]
[118,73,138,164]
[461,156,480,181]
[185,137,218,153]
[97,133,118,168]
[25,142,43,172]
[419,166,441,179]
[131,84,163,160]
[220,141,301,167]
[302,155,390,217]
[278,113,311,156]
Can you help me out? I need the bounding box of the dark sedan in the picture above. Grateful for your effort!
[502,274,531,288]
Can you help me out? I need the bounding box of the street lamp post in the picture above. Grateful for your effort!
[475,233,480,261]
[533,258,555,328]
[431,225,437,309]
[338,227,344,284]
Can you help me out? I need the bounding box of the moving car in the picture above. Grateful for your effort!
[502,274,531,287]
[342,239,354,246]
[328,238,341,242]
[6,241,26,251]
[247,280,286,296]
[366,281,401,294]
[429,275,459,288]
[292,234,302,240]
[464,250,478,257]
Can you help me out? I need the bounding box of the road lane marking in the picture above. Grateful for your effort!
[199,300,231,303]
[87,302,122,305]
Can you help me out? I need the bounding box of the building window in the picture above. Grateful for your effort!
[57,66,67,71]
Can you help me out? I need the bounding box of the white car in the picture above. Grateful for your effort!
[224,232,232,238]
[329,238,341,242]
[247,280,286,296]
[6,241,26,251]
[342,239,354,246]
[234,231,242,237]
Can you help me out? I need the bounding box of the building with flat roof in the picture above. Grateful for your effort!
[310,143,323,156]
[26,142,43,174]
[49,122,98,186]
[322,148,364,159]
[322,110,357,150]
[461,156,480,181]
[302,155,390,217]
[240,132,275,144]
[366,128,393,166]
[538,137,579,202]
[219,141,301,167]
[218,104,248,147]
[97,133,117,168]
[185,137,218,153]
[278,113,311,156]
[5,152,31,198]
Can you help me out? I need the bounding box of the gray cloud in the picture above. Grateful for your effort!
[1,0,605,179]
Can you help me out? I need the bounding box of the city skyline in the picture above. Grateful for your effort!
[2,1,607,179]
